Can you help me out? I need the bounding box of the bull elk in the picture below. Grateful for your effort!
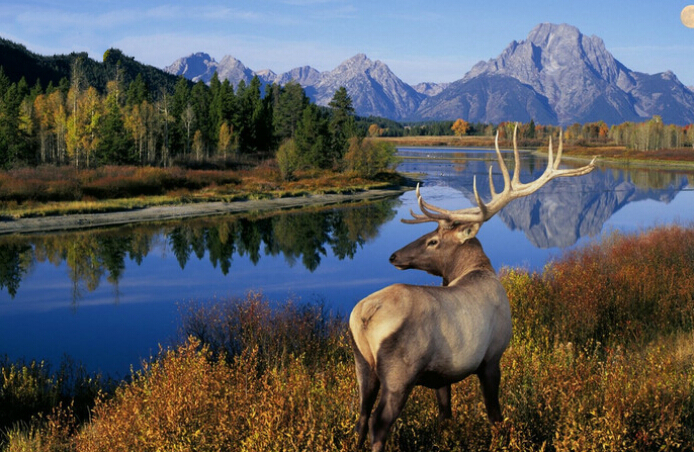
[349,125,596,452]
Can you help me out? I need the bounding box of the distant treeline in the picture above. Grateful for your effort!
[1,50,693,171]
[373,117,694,151]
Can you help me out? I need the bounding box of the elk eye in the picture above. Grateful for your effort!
[466,228,472,235]
[427,238,439,247]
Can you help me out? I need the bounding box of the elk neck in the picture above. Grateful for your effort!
[442,238,495,286]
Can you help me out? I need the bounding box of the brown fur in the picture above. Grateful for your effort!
[349,222,512,452]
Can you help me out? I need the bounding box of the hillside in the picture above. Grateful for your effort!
[0,38,185,94]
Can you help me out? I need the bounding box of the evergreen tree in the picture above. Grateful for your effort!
[57,77,70,97]
[208,72,223,146]
[190,80,211,155]
[328,86,356,166]
[210,78,237,157]
[96,93,134,164]
[170,76,190,159]
[126,73,149,106]
[220,79,235,122]
[255,86,274,152]
[294,104,330,169]
[273,81,308,143]
[237,76,265,153]
[29,78,43,99]
[0,71,31,167]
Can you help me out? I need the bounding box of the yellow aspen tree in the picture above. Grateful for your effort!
[18,97,34,140]
[68,57,85,168]
[124,102,147,164]
[66,88,80,167]
[218,121,233,159]
[141,101,159,164]
[48,91,68,164]
[33,94,50,163]
[80,86,101,168]
[451,118,469,137]
[193,129,205,161]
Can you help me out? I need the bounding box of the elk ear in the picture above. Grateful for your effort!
[453,222,480,243]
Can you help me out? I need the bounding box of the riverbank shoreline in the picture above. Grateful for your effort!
[0,187,408,236]
[376,136,694,170]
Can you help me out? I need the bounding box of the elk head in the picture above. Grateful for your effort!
[390,124,596,281]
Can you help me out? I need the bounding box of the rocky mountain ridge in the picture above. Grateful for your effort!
[165,23,694,125]
[165,52,425,120]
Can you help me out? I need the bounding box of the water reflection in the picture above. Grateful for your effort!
[399,149,692,248]
[0,200,398,301]
[3,149,694,376]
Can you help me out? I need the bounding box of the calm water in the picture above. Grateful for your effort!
[2,147,694,377]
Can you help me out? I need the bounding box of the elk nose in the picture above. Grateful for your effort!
[389,253,397,263]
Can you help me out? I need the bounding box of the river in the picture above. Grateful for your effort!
[2,147,693,377]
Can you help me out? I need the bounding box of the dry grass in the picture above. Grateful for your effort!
[373,135,497,148]
[0,164,404,219]
[3,225,694,451]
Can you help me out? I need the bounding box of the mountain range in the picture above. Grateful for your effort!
[165,23,694,126]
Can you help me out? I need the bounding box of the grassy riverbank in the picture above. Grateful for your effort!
[2,224,693,451]
[0,164,405,220]
[3,138,694,221]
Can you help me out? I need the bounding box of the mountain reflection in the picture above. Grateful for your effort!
[426,154,691,248]
[0,200,398,300]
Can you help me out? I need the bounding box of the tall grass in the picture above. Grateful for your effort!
[507,225,694,349]
[179,292,350,373]
[3,225,694,451]
[0,166,241,205]
[0,164,403,219]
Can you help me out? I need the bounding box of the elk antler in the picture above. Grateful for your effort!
[404,124,596,225]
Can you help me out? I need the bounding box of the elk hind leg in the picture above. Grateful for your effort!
[352,345,380,447]
[476,358,502,423]
[369,383,412,452]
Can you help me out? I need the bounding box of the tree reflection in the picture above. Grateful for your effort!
[0,242,33,298]
[0,199,398,301]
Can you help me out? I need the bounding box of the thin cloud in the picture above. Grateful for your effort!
[280,0,344,5]
[117,31,357,72]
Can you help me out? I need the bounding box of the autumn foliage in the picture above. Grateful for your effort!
[451,118,470,137]
[0,166,240,203]
[3,225,694,451]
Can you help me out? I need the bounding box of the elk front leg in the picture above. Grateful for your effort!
[435,385,452,421]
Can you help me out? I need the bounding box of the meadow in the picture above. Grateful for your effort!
[2,224,694,451]
[0,163,402,220]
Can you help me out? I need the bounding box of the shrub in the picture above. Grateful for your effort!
[344,137,399,178]
[0,166,243,204]
[0,356,104,450]
[504,225,694,349]
[71,338,358,452]
[0,167,81,203]
[179,292,349,373]
[276,138,301,181]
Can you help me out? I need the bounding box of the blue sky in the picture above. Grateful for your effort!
[2,0,694,86]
